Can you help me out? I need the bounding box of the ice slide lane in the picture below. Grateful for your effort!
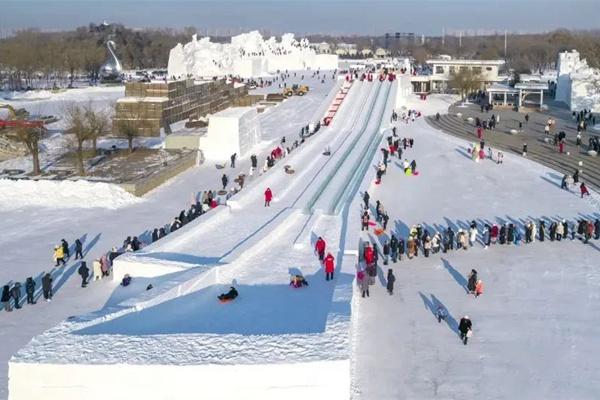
[308,81,393,216]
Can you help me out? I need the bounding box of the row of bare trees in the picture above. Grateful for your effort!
[5,102,141,176]
[0,25,196,90]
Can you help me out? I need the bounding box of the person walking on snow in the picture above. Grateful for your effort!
[230,153,237,168]
[580,182,590,198]
[78,262,90,287]
[10,282,22,309]
[42,273,53,301]
[467,269,478,293]
[358,270,369,298]
[459,315,473,345]
[61,239,70,260]
[386,269,395,295]
[361,211,370,231]
[74,239,83,259]
[324,253,335,281]
[25,277,36,304]
[54,246,65,267]
[469,226,478,247]
[221,174,228,190]
[2,285,12,311]
[315,237,326,262]
[264,187,273,207]
[363,191,370,210]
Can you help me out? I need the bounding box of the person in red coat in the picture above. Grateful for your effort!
[315,237,326,262]
[264,187,273,206]
[490,224,499,244]
[324,253,335,281]
[580,182,590,198]
[364,244,374,266]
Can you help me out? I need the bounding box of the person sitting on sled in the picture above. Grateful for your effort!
[218,286,239,301]
[289,275,309,288]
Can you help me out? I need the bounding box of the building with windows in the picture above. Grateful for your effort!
[412,58,505,93]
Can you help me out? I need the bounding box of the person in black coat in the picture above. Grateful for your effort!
[152,228,159,243]
[390,235,398,263]
[2,285,12,311]
[131,237,141,251]
[61,239,70,259]
[398,238,405,261]
[221,173,228,190]
[595,219,600,240]
[459,315,473,345]
[10,282,22,309]
[382,241,390,265]
[446,227,455,250]
[25,277,36,304]
[549,222,556,241]
[538,221,546,242]
[158,227,166,239]
[78,262,90,287]
[467,269,478,293]
[179,210,188,225]
[386,269,395,295]
[499,225,507,244]
[74,239,83,259]
[507,224,515,244]
[42,273,53,302]
[363,191,370,209]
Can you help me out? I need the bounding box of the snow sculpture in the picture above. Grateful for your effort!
[201,107,261,161]
[555,50,600,112]
[167,31,338,79]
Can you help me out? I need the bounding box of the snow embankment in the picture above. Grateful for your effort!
[0,179,143,210]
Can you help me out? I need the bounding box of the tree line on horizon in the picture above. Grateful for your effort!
[1,24,600,90]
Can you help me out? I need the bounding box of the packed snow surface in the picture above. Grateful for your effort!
[0,179,144,210]
[0,72,336,399]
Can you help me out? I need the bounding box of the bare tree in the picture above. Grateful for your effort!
[116,119,139,154]
[7,126,43,175]
[449,68,482,100]
[84,102,112,153]
[63,102,91,175]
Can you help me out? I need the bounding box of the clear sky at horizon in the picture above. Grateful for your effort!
[1,0,599,37]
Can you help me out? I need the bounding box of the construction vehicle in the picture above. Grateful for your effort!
[0,104,30,120]
[282,84,310,97]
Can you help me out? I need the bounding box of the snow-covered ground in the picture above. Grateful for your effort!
[3,80,599,399]
[9,75,392,399]
[0,73,336,399]
[351,95,600,399]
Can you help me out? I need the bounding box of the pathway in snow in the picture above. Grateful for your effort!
[351,99,600,399]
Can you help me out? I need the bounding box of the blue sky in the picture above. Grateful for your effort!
[1,1,599,36]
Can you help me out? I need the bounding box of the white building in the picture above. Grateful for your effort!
[411,58,505,93]
[555,50,600,112]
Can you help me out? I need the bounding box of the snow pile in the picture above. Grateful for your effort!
[0,90,54,101]
[168,31,338,79]
[0,179,144,210]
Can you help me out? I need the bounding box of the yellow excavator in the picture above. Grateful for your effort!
[0,104,30,120]
[282,84,309,97]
